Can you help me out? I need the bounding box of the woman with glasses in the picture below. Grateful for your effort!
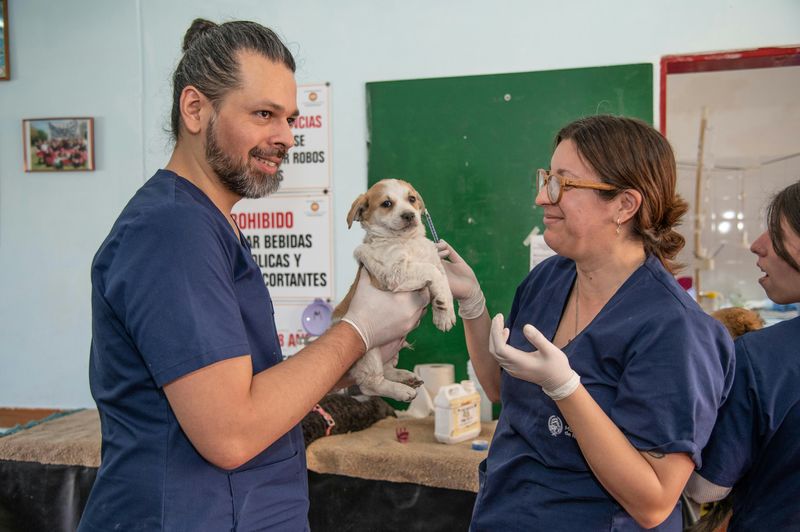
[438,115,734,530]
[685,181,800,531]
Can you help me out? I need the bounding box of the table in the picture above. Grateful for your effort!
[0,410,495,531]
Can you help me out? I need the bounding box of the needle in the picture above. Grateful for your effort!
[423,209,439,243]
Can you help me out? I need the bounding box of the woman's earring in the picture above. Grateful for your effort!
[616,217,621,235]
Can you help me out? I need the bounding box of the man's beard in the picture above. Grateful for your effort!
[205,117,285,199]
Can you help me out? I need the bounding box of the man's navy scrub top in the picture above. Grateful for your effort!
[80,170,309,531]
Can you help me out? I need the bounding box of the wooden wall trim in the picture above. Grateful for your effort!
[0,408,62,428]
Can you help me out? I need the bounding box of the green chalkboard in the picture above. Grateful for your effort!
[366,63,653,395]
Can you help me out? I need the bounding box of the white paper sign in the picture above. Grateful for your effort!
[275,83,331,192]
[273,302,314,357]
[233,194,333,301]
[234,84,333,349]
[529,234,556,270]
[523,227,556,270]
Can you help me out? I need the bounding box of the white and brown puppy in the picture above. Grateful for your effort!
[334,179,456,401]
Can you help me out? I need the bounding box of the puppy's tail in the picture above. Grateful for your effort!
[332,264,365,321]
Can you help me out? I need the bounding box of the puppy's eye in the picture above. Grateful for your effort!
[381,200,393,208]
[408,196,416,203]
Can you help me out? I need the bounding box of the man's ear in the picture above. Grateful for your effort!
[179,85,207,136]
[346,194,368,228]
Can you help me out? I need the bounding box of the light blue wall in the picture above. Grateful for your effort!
[2,0,799,408]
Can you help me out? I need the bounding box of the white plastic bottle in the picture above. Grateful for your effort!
[467,360,493,422]
[434,381,482,444]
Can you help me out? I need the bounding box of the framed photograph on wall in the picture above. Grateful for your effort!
[1,0,9,80]
[22,117,96,172]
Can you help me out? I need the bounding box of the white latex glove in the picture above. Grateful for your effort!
[684,471,732,504]
[489,314,580,401]
[342,269,429,350]
[435,240,486,319]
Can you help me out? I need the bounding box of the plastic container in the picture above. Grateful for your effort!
[434,381,482,444]
[467,360,494,422]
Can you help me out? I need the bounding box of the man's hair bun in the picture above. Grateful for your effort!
[182,18,217,52]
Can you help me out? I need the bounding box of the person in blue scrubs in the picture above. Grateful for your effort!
[78,19,427,531]
[438,115,734,531]
[685,181,800,531]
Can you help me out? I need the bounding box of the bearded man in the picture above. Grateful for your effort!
[80,19,427,532]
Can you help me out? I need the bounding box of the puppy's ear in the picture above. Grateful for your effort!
[346,193,368,228]
[408,183,425,213]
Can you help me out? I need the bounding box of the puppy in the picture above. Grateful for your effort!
[710,307,764,338]
[334,179,456,401]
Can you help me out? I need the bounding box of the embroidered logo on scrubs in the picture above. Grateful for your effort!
[548,415,564,436]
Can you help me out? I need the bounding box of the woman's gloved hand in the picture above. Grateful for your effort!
[489,314,580,401]
[435,240,486,319]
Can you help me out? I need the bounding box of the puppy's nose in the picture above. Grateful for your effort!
[401,211,416,222]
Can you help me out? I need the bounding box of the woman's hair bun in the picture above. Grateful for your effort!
[662,196,688,236]
[182,18,217,52]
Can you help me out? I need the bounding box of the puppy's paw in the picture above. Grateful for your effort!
[399,372,424,389]
[432,303,457,332]
[447,304,456,327]
[392,386,418,403]
[407,376,424,389]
